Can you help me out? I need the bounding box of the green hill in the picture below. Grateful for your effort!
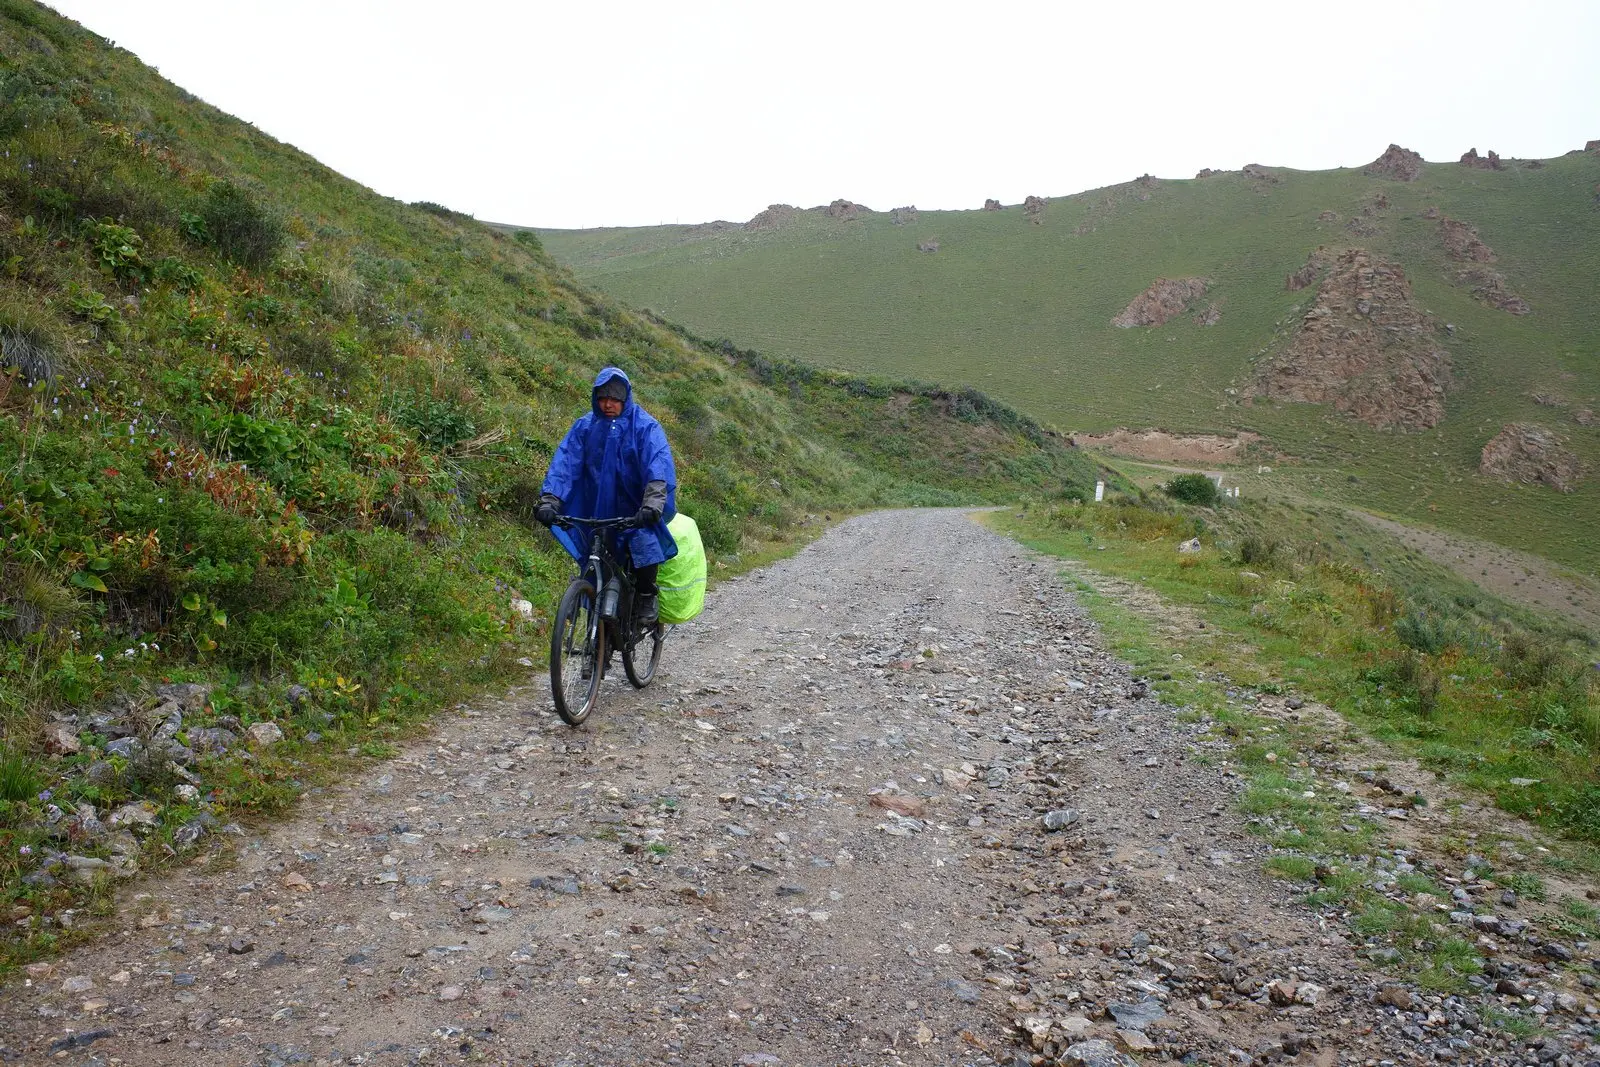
[540,152,1600,574]
[0,0,1099,961]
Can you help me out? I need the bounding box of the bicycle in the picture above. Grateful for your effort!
[548,515,667,726]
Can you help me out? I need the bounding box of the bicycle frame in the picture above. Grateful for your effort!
[558,516,642,651]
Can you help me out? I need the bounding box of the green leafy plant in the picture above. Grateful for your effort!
[80,218,147,283]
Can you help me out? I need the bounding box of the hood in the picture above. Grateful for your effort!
[591,366,633,418]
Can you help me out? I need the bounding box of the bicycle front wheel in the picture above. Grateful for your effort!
[550,579,603,726]
[622,620,664,689]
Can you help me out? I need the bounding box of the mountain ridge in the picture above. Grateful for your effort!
[539,145,1600,573]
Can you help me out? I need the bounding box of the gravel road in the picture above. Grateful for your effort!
[0,510,1568,1065]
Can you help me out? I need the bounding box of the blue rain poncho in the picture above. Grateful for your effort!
[542,367,679,568]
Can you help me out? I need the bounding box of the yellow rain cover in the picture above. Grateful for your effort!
[656,513,706,624]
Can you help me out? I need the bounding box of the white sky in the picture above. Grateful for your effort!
[43,1,1600,230]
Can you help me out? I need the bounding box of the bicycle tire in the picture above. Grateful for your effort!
[622,619,664,689]
[550,579,603,726]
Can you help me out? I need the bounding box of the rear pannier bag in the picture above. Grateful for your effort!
[656,513,706,624]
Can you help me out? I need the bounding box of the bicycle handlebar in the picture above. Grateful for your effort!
[554,514,640,530]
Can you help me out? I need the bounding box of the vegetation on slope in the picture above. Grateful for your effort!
[0,0,1097,967]
[540,154,1600,574]
[993,488,1600,844]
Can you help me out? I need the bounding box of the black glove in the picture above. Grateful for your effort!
[535,494,560,527]
[635,479,667,529]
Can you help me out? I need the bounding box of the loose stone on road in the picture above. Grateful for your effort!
[1,511,1471,1064]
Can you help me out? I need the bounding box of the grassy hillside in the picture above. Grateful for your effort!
[0,0,1098,966]
[541,154,1600,574]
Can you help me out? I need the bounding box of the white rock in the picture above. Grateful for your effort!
[109,801,160,829]
[244,722,284,747]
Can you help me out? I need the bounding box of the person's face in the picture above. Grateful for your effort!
[597,396,623,418]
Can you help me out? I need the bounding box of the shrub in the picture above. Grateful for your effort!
[1162,472,1221,506]
[1394,608,1473,655]
[195,180,284,268]
[513,229,544,253]
[1238,534,1280,567]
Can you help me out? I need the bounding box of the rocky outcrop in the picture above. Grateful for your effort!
[1243,163,1280,185]
[1459,147,1504,170]
[683,220,736,237]
[1022,195,1047,224]
[1195,168,1221,178]
[889,205,919,225]
[1112,278,1209,327]
[820,199,872,220]
[1250,249,1451,430]
[1456,267,1530,315]
[1587,140,1600,153]
[1285,248,1330,291]
[1480,424,1585,491]
[1364,144,1425,181]
[983,198,1004,211]
[916,240,939,253]
[1438,217,1495,262]
[1194,302,1221,326]
[744,204,799,231]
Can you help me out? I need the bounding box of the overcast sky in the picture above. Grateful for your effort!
[43,1,1600,230]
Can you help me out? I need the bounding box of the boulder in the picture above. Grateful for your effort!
[108,801,160,831]
[982,198,1004,210]
[916,240,939,253]
[1022,195,1047,224]
[104,737,143,760]
[187,727,237,755]
[155,682,211,713]
[889,205,919,225]
[44,722,81,756]
[244,722,284,748]
[1062,1039,1135,1067]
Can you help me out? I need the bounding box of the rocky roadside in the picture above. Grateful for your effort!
[2,510,1596,1066]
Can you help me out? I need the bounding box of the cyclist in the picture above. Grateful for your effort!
[535,367,677,622]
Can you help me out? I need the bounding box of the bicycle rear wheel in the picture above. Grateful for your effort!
[550,579,603,726]
[622,619,664,688]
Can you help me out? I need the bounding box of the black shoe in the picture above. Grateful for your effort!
[635,594,658,623]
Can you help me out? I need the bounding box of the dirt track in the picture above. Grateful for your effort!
[2,511,1586,1066]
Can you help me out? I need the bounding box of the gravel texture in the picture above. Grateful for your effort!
[4,510,1596,1066]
